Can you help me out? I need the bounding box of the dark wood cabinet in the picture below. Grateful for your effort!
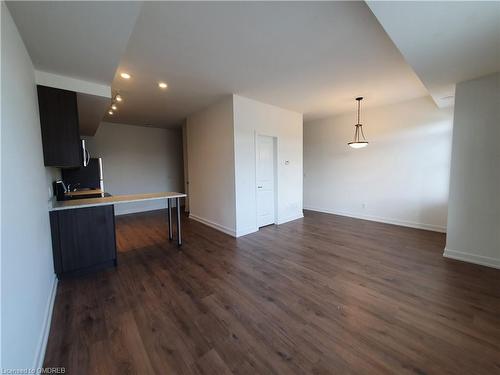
[50,205,117,278]
[37,85,82,168]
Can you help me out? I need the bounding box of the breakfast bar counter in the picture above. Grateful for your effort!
[50,191,186,211]
[51,191,186,245]
[49,192,187,278]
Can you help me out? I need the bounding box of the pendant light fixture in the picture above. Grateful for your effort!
[348,97,369,149]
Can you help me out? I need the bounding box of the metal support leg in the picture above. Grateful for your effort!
[167,198,173,240]
[176,197,182,246]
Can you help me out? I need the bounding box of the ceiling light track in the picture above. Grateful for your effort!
[107,93,123,117]
[108,69,169,119]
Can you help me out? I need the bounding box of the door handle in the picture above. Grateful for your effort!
[85,148,91,166]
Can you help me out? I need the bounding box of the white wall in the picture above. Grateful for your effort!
[233,95,303,236]
[304,96,453,232]
[186,95,303,237]
[182,120,189,212]
[186,97,237,235]
[84,122,184,215]
[1,4,58,369]
[445,72,500,269]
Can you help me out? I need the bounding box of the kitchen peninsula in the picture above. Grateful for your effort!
[34,83,188,279]
[49,192,186,278]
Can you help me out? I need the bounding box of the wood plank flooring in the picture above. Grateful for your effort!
[44,209,500,374]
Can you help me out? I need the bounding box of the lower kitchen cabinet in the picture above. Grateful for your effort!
[50,205,117,278]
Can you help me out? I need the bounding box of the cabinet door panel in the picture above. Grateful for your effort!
[57,205,116,272]
[37,85,82,167]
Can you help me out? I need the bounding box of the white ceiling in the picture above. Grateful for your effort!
[368,1,500,108]
[13,2,494,129]
[106,1,427,127]
[6,1,142,85]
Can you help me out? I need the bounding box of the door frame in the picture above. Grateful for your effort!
[255,132,278,228]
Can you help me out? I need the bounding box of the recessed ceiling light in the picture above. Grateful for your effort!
[111,104,117,110]
[108,110,114,115]
[120,72,131,79]
[158,82,168,89]
[115,94,123,102]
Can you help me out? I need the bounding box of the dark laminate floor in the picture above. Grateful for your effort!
[44,210,500,374]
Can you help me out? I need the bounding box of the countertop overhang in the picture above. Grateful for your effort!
[50,192,187,211]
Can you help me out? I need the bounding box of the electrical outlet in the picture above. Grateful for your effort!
[361,203,366,209]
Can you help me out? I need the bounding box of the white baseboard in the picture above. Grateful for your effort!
[189,214,236,237]
[236,226,258,237]
[33,274,58,370]
[443,248,500,270]
[277,212,304,225]
[304,206,446,233]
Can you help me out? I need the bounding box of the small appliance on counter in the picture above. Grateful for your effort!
[53,180,67,201]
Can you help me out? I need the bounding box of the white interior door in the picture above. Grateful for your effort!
[257,135,276,227]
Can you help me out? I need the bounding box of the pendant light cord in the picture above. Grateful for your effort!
[357,99,360,124]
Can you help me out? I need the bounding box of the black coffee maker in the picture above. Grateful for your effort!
[53,180,67,201]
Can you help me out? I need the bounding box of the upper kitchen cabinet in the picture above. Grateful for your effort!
[37,85,82,168]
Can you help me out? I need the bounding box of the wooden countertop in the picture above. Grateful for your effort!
[50,192,187,211]
[65,189,103,197]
